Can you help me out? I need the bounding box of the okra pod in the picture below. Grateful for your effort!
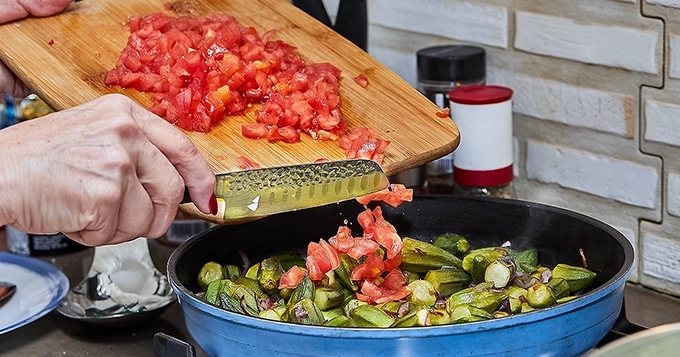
[484,260,514,288]
[407,280,438,307]
[510,247,539,274]
[526,282,557,308]
[351,304,394,328]
[462,247,508,274]
[400,238,463,273]
[198,261,224,291]
[445,282,508,313]
[433,233,471,258]
[551,264,597,293]
[290,298,325,325]
[222,264,242,281]
[424,269,472,297]
[449,304,492,323]
[314,286,345,311]
[334,254,359,291]
[547,277,571,300]
[258,256,285,295]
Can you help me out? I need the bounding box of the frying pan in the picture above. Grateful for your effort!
[167,195,634,357]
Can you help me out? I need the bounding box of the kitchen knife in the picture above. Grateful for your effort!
[182,159,390,220]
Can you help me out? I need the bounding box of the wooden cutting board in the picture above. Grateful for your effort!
[0,0,459,223]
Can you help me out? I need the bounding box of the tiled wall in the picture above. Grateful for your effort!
[347,0,680,296]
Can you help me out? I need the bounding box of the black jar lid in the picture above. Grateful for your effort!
[417,45,486,82]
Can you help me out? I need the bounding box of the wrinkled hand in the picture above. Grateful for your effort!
[0,94,216,246]
[0,0,74,96]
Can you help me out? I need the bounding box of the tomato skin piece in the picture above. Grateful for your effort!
[357,280,412,304]
[357,208,375,234]
[346,238,380,260]
[382,269,407,291]
[328,226,354,253]
[318,239,341,270]
[307,242,332,274]
[356,184,414,208]
[305,254,324,281]
[350,254,384,281]
[279,265,307,289]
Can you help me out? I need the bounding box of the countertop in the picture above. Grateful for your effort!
[2,230,680,357]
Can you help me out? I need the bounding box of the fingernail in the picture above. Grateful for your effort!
[209,193,218,215]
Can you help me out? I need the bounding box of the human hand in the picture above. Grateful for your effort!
[0,0,74,96]
[0,94,216,246]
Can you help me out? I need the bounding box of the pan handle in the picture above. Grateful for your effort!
[154,333,196,357]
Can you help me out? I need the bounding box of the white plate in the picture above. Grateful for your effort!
[0,252,69,334]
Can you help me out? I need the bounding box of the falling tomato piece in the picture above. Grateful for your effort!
[436,108,451,118]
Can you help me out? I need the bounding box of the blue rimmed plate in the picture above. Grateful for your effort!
[0,252,69,334]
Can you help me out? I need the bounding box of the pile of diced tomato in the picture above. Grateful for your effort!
[106,13,390,162]
[279,184,414,304]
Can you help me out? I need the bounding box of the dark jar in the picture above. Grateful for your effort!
[6,225,88,256]
[393,45,486,194]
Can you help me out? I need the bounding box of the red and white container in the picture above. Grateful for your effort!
[448,85,514,198]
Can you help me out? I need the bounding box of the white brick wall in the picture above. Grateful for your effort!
[488,70,635,138]
[643,233,680,284]
[644,99,680,146]
[647,0,680,8]
[515,12,660,74]
[526,141,659,208]
[366,0,679,296]
[667,172,680,217]
[369,0,509,48]
[669,34,680,79]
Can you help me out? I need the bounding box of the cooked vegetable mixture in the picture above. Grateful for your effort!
[195,227,597,328]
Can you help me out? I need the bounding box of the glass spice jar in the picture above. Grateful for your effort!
[392,45,486,194]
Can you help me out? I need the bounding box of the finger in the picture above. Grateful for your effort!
[121,95,216,214]
[132,140,184,239]
[0,59,30,97]
[0,0,74,24]
[111,174,156,241]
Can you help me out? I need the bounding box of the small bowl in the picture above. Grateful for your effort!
[57,238,176,327]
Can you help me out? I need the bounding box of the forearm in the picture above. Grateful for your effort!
[0,123,26,227]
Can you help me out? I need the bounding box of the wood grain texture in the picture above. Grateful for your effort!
[0,0,459,224]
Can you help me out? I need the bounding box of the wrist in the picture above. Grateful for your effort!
[0,125,24,226]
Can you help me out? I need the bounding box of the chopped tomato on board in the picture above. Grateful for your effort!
[436,107,451,118]
[339,127,390,164]
[236,156,261,169]
[107,12,395,163]
[353,74,369,88]
[106,12,350,139]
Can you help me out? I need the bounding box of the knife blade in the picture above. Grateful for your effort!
[182,159,389,220]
